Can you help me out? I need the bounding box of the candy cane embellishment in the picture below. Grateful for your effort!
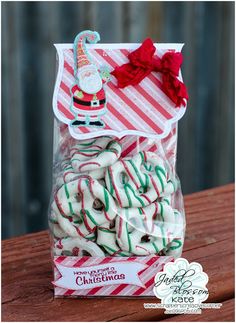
[52,176,117,238]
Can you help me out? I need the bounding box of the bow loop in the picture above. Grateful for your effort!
[111,38,188,107]
[160,52,183,76]
[128,38,156,69]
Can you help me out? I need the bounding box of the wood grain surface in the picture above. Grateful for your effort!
[2,184,235,322]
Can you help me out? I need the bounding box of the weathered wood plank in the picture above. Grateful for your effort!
[2,184,234,322]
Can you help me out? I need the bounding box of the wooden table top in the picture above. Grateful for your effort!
[2,184,235,322]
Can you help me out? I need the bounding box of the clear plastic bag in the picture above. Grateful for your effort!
[49,119,185,259]
[50,31,188,297]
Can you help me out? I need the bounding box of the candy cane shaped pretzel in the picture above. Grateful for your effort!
[52,176,117,238]
[54,237,105,256]
[105,151,178,207]
[70,137,122,173]
[115,201,183,256]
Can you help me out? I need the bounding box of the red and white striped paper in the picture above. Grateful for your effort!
[53,43,186,141]
[119,125,178,170]
[54,255,173,297]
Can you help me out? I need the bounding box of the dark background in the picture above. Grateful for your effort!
[2,1,235,238]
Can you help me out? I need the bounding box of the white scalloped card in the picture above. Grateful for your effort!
[53,39,187,140]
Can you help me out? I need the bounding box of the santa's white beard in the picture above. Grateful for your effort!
[79,74,102,94]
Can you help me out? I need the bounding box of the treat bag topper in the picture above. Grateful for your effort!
[53,30,187,141]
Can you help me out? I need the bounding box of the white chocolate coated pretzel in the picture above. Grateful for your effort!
[105,151,178,207]
[165,211,184,257]
[97,224,132,257]
[61,159,106,184]
[49,211,66,239]
[54,237,105,256]
[52,176,117,238]
[70,137,122,172]
[115,201,183,256]
[165,236,184,257]
[51,135,184,258]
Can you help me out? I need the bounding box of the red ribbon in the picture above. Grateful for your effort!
[111,38,188,107]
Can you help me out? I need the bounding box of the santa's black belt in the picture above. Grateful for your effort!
[73,97,106,106]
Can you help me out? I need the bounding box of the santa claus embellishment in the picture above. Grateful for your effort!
[70,30,110,128]
[53,31,188,140]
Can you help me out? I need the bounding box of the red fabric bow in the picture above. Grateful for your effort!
[111,38,188,107]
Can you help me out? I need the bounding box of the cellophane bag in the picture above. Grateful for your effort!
[49,30,188,297]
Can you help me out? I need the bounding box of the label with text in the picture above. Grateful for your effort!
[53,261,148,290]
